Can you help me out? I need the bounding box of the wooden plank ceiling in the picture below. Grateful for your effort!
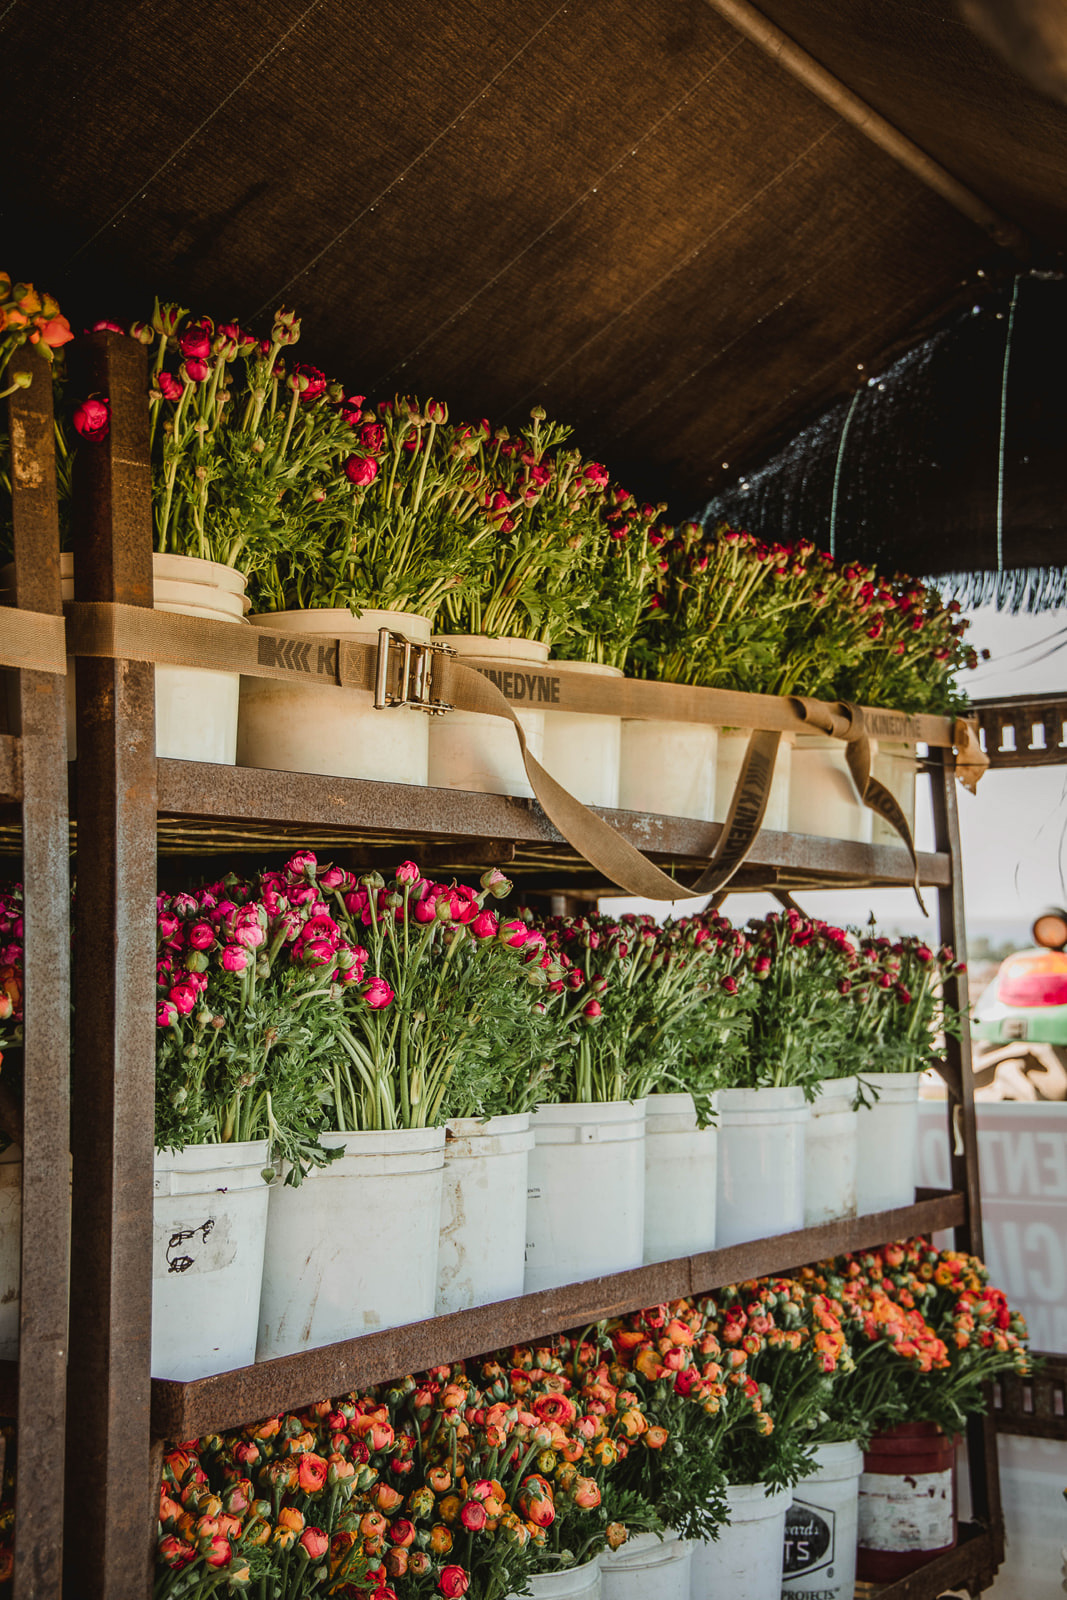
[2,0,1065,515]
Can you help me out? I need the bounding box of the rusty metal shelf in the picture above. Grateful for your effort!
[150,1190,965,1440]
[2,757,954,890]
[854,1522,1000,1598]
[993,1350,1067,1439]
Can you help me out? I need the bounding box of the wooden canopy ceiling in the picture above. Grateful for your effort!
[3,0,1066,516]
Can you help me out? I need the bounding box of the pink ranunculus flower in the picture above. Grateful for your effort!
[394,860,422,886]
[413,896,438,924]
[157,370,184,401]
[344,454,378,487]
[233,921,266,949]
[221,945,249,973]
[168,982,198,1016]
[582,462,610,487]
[178,323,212,361]
[497,919,529,949]
[86,320,126,335]
[291,362,327,402]
[157,911,180,940]
[470,911,498,940]
[157,1000,178,1028]
[287,851,318,878]
[299,936,336,967]
[73,397,110,440]
[181,358,209,384]
[361,975,394,1009]
[318,865,346,890]
[359,421,384,451]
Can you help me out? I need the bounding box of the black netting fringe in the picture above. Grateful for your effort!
[929,567,1067,614]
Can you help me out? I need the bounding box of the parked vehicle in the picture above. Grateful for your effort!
[972,910,1067,1099]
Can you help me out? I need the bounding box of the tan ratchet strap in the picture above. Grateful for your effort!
[1,601,985,901]
[0,608,67,675]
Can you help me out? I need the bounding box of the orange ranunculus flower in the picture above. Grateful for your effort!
[634,1348,666,1381]
[359,1511,387,1540]
[499,1511,529,1547]
[429,1523,454,1554]
[374,1484,404,1513]
[644,1426,669,1449]
[664,1317,695,1347]
[516,1474,555,1528]
[300,1526,329,1561]
[591,1438,617,1468]
[296,1452,329,1493]
[606,1522,628,1550]
[386,1546,410,1578]
[438,1495,462,1525]
[532,1393,576,1427]
[427,1466,452,1493]
[559,1437,585,1463]
[572,1476,600,1509]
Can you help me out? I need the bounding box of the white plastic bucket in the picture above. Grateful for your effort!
[0,1145,21,1360]
[870,740,918,849]
[715,1086,808,1247]
[4,553,249,764]
[152,1139,270,1380]
[428,636,548,797]
[782,1440,864,1600]
[436,1113,535,1314]
[643,1092,718,1263]
[618,720,717,820]
[524,1100,645,1293]
[542,660,622,808]
[690,1482,791,1600]
[712,729,793,832]
[507,1560,602,1599]
[788,735,873,843]
[238,607,430,783]
[804,1076,858,1226]
[256,1126,444,1359]
[600,1529,691,1600]
[855,1072,921,1215]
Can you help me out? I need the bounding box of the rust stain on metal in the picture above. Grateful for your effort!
[9,417,43,491]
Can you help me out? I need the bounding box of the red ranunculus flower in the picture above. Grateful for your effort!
[73,396,110,439]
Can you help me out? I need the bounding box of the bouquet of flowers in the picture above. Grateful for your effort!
[694,1279,851,1489]
[154,874,361,1180]
[261,395,497,621]
[850,935,965,1075]
[627,522,983,715]
[588,1302,736,1540]
[436,413,648,650]
[0,272,72,389]
[735,911,859,1092]
[548,494,665,670]
[801,1238,1030,1441]
[534,911,749,1110]
[270,854,556,1131]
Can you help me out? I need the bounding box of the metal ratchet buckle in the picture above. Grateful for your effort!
[373,628,455,715]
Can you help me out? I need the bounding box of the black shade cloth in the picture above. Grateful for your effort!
[701,273,1067,609]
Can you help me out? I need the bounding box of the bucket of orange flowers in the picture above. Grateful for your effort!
[820,1239,1030,1582]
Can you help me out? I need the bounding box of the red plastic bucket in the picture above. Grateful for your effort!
[856,1422,957,1582]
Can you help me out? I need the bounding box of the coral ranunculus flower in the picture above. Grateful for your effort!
[438,1566,470,1597]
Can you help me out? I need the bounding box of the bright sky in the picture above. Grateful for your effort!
[603,607,1067,951]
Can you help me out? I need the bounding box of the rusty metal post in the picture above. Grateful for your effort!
[6,348,72,1597]
[930,745,1004,1563]
[63,332,157,1599]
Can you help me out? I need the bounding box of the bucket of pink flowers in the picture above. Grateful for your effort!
[254,854,555,1358]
